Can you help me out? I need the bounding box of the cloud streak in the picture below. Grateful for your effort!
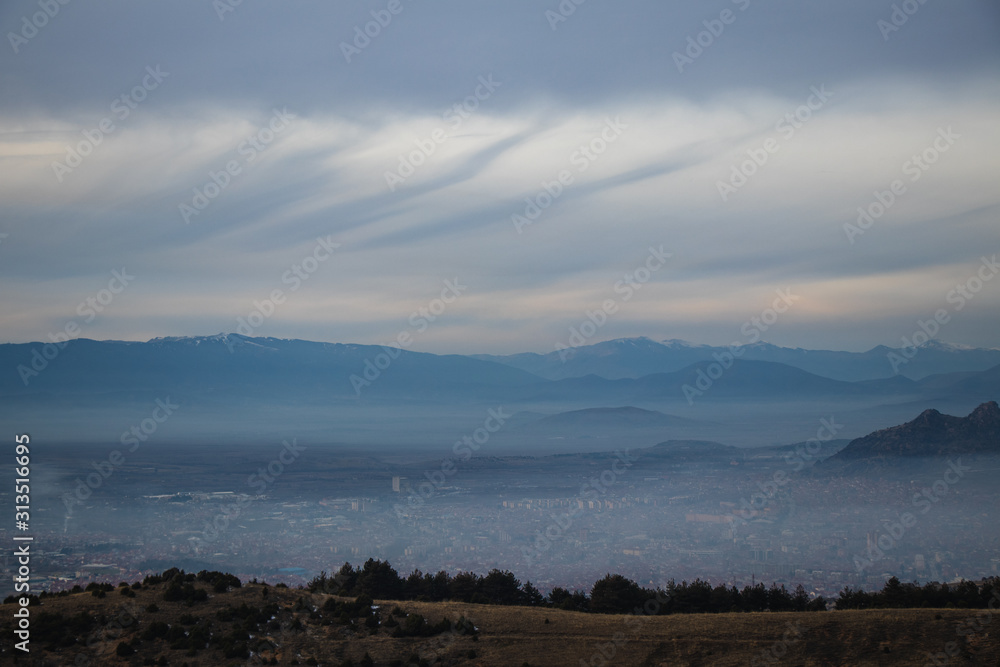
[1,1,999,353]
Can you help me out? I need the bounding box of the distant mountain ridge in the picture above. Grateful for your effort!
[520,358,924,403]
[474,336,1000,382]
[2,334,998,447]
[2,335,997,405]
[0,334,541,399]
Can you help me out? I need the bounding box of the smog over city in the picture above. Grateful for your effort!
[1,1,999,665]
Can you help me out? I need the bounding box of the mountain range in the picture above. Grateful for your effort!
[474,336,1000,382]
[0,334,538,400]
[1,334,997,449]
[3,334,997,406]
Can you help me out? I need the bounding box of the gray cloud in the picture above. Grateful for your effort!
[1,0,999,353]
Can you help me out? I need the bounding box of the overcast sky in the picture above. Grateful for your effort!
[1,0,999,354]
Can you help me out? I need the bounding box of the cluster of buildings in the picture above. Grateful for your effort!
[5,462,996,601]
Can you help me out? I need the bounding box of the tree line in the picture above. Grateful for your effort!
[307,560,1000,615]
[836,576,1000,610]
[308,559,829,614]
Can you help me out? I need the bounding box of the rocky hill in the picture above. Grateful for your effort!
[831,401,1000,460]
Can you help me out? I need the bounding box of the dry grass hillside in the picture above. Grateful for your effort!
[2,578,999,666]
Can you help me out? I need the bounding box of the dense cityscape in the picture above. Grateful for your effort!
[9,442,998,605]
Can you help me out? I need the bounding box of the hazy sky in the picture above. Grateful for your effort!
[1,0,999,354]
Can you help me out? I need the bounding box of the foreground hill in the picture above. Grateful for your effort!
[831,401,1000,461]
[2,579,998,666]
